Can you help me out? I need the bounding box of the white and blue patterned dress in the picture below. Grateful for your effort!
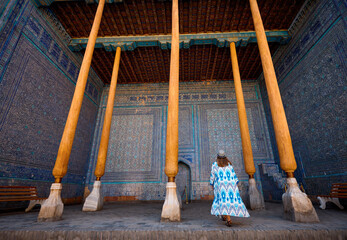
[210,162,250,217]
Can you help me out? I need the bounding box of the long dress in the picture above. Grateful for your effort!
[210,162,250,217]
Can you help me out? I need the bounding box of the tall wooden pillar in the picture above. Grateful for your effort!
[83,47,121,212]
[161,0,180,222]
[249,0,319,222]
[230,42,264,209]
[230,42,255,177]
[38,0,106,222]
[249,0,296,176]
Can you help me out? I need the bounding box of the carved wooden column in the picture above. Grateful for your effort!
[161,0,180,222]
[38,0,106,222]
[249,0,319,222]
[230,42,264,210]
[83,47,121,212]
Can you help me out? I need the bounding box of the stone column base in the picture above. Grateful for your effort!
[83,186,91,202]
[176,187,182,209]
[317,196,344,210]
[161,182,181,222]
[248,178,265,210]
[37,183,64,222]
[282,178,319,222]
[82,181,103,212]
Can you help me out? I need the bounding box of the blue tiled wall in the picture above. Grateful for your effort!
[0,0,103,199]
[87,81,275,201]
[259,0,347,195]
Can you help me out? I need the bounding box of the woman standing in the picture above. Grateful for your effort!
[210,150,250,227]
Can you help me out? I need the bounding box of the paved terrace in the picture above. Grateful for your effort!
[0,201,346,239]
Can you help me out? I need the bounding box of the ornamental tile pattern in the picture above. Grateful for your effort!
[0,0,103,199]
[259,0,347,196]
[87,80,274,200]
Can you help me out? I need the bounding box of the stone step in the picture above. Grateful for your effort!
[1,229,346,240]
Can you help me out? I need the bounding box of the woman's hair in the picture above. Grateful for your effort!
[217,156,232,167]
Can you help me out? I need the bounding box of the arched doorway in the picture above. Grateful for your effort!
[176,162,191,203]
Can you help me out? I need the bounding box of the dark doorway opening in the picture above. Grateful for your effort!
[176,162,191,203]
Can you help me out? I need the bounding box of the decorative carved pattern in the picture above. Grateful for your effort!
[88,81,274,200]
[69,31,290,52]
[112,82,257,106]
[106,114,154,172]
[288,0,319,35]
[50,0,305,38]
[38,7,71,45]
[199,102,272,181]
[24,16,101,103]
[90,43,279,84]
[206,108,243,172]
[179,106,193,148]
[0,0,102,190]
[99,107,162,182]
[259,0,347,196]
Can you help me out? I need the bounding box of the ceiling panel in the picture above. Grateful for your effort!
[89,43,278,84]
[50,0,304,38]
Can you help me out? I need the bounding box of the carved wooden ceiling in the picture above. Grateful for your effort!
[49,0,305,84]
[88,43,278,84]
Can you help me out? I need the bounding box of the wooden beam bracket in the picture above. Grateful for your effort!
[69,30,291,52]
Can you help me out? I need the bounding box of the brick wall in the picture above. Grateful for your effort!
[0,0,103,200]
[259,0,347,195]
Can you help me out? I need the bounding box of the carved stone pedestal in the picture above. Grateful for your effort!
[317,196,344,210]
[161,182,181,222]
[83,186,91,202]
[177,187,182,209]
[37,183,64,222]
[282,178,319,222]
[82,181,103,212]
[248,178,265,210]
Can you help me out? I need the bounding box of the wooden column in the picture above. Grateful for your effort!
[249,0,319,221]
[230,42,256,178]
[230,42,264,210]
[161,0,180,222]
[52,0,106,182]
[38,0,105,221]
[249,0,296,175]
[164,0,180,182]
[82,47,121,212]
[94,47,121,180]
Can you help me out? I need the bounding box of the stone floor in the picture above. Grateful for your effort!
[0,201,346,239]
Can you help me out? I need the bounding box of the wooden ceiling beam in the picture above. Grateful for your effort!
[69,30,290,51]
[91,43,280,85]
[50,0,305,38]
[161,2,167,35]
[204,0,211,32]
[206,45,213,80]
[210,47,219,80]
[216,47,227,80]
[151,0,159,34]
[122,1,136,35]
[196,0,202,33]
[213,0,221,32]
[199,45,206,81]
[188,0,192,33]
[123,51,139,82]
[132,0,144,35]
[193,46,198,81]
[55,4,79,36]
[32,0,123,7]
[104,6,120,35]
[245,47,258,79]
[114,4,128,35]
[220,0,230,32]
[221,48,231,80]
